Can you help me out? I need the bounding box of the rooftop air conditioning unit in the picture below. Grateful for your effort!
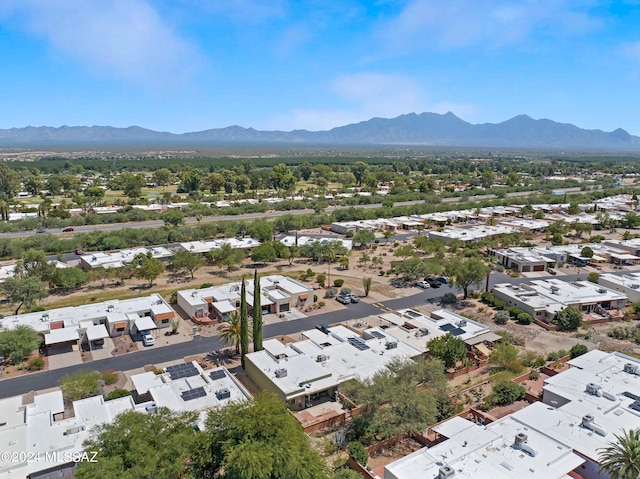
[316,354,328,362]
[275,368,288,378]
[216,388,231,400]
[625,363,639,375]
[586,383,603,396]
[582,414,607,436]
[514,433,528,446]
[385,340,398,350]
[631,284,640,290]
[416,328,429,337]
[457,320,467,327]
[438,465,455,479]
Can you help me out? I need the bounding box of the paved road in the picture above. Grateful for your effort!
[0,268,597,399]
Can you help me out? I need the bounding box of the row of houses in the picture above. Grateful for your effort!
[492,279,627,323]
[0,362,250,479]
[244,308,500,410]
[385,349,640,479]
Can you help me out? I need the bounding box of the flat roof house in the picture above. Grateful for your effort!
[491,248,553,273]
[79,247,173,270]
[427,225,519,243]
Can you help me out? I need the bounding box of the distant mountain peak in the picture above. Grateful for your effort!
[0,113,637,150]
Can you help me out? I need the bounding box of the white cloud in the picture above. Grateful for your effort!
[0,0,201,89]
[268,72,477,130]
[375,0,601,52]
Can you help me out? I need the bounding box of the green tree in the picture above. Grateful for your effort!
[489,343,520,370]
[588,272,599,283]
[598,429,640,479]
[623,211,640,229]
[75,408,202,479]
[252,270,263,352]
[240,278,249,369]
[249,221,274,243]
[445,256,491,299]
[205,392,330,479]
[393,245,416,259]
[553,306,583,331]
[427,334,467,369]
[20,248,56,283]
[218,312,242,354]
[251,244,277,264]
[353,229,375,248]
[362,277,372,297]
[51,267,89,290]
[2,275,47,314]
[104,389,133,401]
[0,164,20,200]
[162,209,185,228]
[489,380,526,406]
[0,325,39,364]
[347,442,368,465]
[121,173,146,200]
[494,310,510,325]
[205,172,224,193]
[152,168,173,187]
[581,246,594,258]
[211,244,245,272]
[570,343,588,358]
[133,252,164,286]
[351,161,369,186]
[59,370,101,401]
[172,250,203,280]
[332,469,363,479]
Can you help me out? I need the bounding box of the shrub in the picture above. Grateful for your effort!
[490,380,526,406]
[516,313,533,325]
[440,293,457,304]
[494,310,510,325]
[339,287,351,296]
[100,370,119,385]
[587,272,599,284]
[169,291,178,304]
[570,344,588,358]
[529,369,540,380]
[316,274,326,287]
[347,442,368,466]
[333,279,344,287]
[200,283,212,289]
[547,350,568,362]
[313,294,318,303]
[59,370,101,401]
[27,356,45,371]
[318,301,326,308]
[105,389,132,401]
[324,287,338,298]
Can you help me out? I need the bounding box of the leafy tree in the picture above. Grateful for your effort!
[489,343,520,370]
[162,209,184,228]
[0,163,20,200]
[75,408,202,479]
[205,172,224,193]
[353,229,375,247]
[394,245,416,259]
[427,334,467,369]
[445,256,491,299]
[152,168,173,187]
[249,221,274,243]
[172,250,203,279]
[598,429,640,479]
[489,380,526,406]
[342,358,449,443]
[218,312,242,354]
[105,389,133,401]
[240,278,249,369]
[362,277,372,297]
[211,244,245,272]
[20,248,56,283]
[350,161,369,186]
[553,306,583,331]
[570,343,588,358]
[251,244,277,264]
[623,211,640,229]
[332,470,362,479]
[51,267,89,290]
[133,252,164,286]
[588,272,599,283]
[0,325,39,364]
[551,232,564,246]
[2,275,47,314]
[205,392,330,479]
[59,370,101,401]
[252,270,263,352]
[347,442,368,465]
[581,246,594,258]
[121,173,146,200]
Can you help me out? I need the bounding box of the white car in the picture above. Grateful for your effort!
[415,281,430,289]
[141,332,155,346]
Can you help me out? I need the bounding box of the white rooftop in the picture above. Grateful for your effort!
[179,237,260,254]
[81,246,173,268]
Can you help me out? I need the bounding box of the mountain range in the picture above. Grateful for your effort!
[0,112,638,150]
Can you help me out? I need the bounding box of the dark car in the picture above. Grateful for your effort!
[425,278,441,288]
[36,228,46,234]
[62,227,75,232]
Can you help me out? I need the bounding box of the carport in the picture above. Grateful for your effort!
[134,315,157,334]
[45,328,79,355]
[83,323,110,351]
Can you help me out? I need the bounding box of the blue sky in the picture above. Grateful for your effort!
[1,0,640,134]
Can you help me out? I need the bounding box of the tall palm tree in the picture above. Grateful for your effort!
[217,312,242,355]
[598,429,640,479]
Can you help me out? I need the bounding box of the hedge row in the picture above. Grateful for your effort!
[481,292,533,325]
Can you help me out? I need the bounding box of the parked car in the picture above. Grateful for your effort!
[36,228,46,234]
[435,276,450,284]
[347,294,360,303]
[75,248,83,255]
[415,280,430,289]
[425,278,441,288]
[62,227,74,232]
[336,295,351,305]
[141,332,155,346]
